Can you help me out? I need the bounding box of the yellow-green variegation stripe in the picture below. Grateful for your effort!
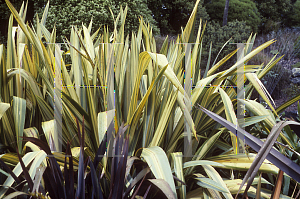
[171,152,186,199]
[218,88,244,154]
[12,96,26,154]
[42,120,58,151]
[208,153,279,174]
[0,103,10,120]
[140,146,177,199]
[150,89,178,147]
[246,73,277,116]
[202,165,233,199]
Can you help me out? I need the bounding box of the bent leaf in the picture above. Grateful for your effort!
[148,179,176,199]
[140,146,177,199]
[198,105,300,183]
[0,103,10,120]
[195,176,228,193]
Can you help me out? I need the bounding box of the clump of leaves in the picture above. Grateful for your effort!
[0,116,178,199]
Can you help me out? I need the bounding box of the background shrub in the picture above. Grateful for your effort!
[205,0,261,33]
[201,20,251,69]
[254,0,296,33]
[288,0,300,27]
[148,0,210,35]
[194,3,210,34]
[0,0,34,44]
[35,0,160,42]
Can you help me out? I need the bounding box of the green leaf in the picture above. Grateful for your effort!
[171,152,186,199]
[218,87,243,154]
[0,103,10,120]
[97,111,110,146]
[238,115,268,128]
[42,120,58,151]
[147,52,197,140]
[220,39,276,78]
[183,160,224,169]
[198,105,300,184]
[192,74,218,105]
[5,0,33,44]
[140,146,177,199]
[224,179,270,198]
[40,1,49,26]
[13,96,26,154]
[182,0,202,43]
[245,73,277,116]
[195,176,228,193]
[202,165,233,199]
[23,127,39,138]
[7,68,43,98]
[0,44,3,66]
[149,89,178,147]
[148,179,176,199]
[237,121,299,197]
[256,173,262,199]
[193,130,223,161]
[276,94,300,114]
[32,166,46,193]
[208,153,279,174]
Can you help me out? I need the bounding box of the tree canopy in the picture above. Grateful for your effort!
[205,0,261,32]
[148,0,210,35]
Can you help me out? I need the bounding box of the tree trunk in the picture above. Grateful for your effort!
[222,0,230,26]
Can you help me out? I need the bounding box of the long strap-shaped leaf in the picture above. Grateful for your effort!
[140,146,177,199]
[13,96,26,154]
[276,93,300,114]
[236,120,299,198]
[75,117,85,199]
[197,105,300,185]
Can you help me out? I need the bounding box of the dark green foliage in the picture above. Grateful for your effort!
[0,118,160,198]
[0,0,22,44]
[288,0,300,27]
[0,0,43,44]
[202,20,251,68]
[34,0,159,42]
[253,0,295,32]
[148,0,209,35]
[205,0,261,33]
[194,4,210,34]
